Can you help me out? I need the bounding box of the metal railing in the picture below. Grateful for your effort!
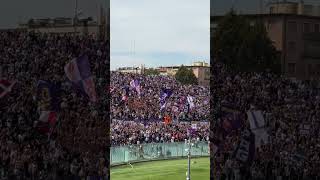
[110,141,209,165]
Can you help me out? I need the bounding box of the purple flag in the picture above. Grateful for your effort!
[64,54,97,102]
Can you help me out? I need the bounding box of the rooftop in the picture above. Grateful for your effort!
[157,65,210,69]
[211,13,320,21]
[19,17,99,28]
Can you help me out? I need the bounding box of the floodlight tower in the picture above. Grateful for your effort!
[74,0,78,33]
[186,137,191,180]
[186,124,194,180]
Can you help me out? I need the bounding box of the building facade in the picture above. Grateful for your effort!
[267,1,320,16]
[212,1,320,80]
[117,65,145,74]
[18,5,109,40]
[116,62,210,86]
[157,62,210,86]
[19,22,100,36]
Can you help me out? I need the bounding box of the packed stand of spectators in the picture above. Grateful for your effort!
[111,120,209,146]
[0,30,109,179]
[212,63,320,180]
[110,72,210,146]
[111,72,209,122]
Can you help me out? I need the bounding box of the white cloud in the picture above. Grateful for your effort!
[111,0,210,67]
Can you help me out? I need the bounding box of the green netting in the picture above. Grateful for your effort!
[111,141,209,165]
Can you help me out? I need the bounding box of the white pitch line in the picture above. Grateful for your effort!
[111,161,209,174]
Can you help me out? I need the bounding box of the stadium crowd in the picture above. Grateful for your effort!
[111,72,210,122]
[110,72,210,146]
[0,30,109,180]
[111,120,209,146]
[212,63,320,180]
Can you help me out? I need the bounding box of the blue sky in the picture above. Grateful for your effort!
[110,0,210,70]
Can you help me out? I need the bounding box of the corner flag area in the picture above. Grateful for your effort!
[111,157,209,180]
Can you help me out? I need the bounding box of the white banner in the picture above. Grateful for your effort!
[247,110,265,129]
[247,110,268,148]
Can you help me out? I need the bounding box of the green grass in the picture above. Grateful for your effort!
[111,157,209,180]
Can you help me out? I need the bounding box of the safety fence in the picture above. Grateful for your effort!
[111,141,209,165]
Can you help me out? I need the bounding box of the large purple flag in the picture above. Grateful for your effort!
[130,79,141,96]
[220,106,243,135]
[160,88,173,110]
[64,54,97,102]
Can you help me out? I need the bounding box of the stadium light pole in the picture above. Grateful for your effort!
[74,0,78,33]
[186,137,191,180]
[186,126,192,180]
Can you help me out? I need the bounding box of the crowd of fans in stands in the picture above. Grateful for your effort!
[111,120,209,146]
[110,72,210,146]
[212,63,320,180]
[6,29,320,180]
[1,31,109,180]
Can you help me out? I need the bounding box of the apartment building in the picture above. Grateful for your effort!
[212,1,320,80]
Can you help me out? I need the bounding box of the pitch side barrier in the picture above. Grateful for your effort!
[110,141,209,166]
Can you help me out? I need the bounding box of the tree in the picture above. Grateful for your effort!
[213,10,281,74]
[144,68,160,76]
[175,66,198,85]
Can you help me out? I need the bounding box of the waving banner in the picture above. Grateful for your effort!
[160,88,173,110]
[37,80,60,134]
[235,129,255,166]
[64,54,97,102]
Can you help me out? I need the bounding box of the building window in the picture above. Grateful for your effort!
[288,21,297,32]
[288,41,296,52]
[213,23,217,28]
[288,63,296,74]
[268,23,272,30]
[317,64,320,75]
[267,19,274,30]
[308,64,313,76]
[303,23,311,33]
[270,7,275,14]
[314,24,319,33]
